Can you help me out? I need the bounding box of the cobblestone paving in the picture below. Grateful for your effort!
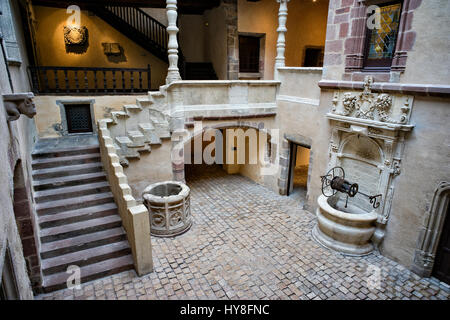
[36,166,450,300]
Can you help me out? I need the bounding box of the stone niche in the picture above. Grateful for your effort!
[325,76,415,246]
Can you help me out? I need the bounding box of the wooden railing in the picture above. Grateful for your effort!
[95,6,186,79]
[28,65,151,94]
[105,6,167,55]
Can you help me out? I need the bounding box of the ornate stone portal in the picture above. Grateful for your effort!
[323,76,415,248]
[142,181,191,237]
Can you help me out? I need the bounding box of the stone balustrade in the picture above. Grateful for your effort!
[97,119,153,275]
[165,80,280,119]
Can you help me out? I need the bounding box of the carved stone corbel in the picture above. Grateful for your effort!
[3,92,36,121]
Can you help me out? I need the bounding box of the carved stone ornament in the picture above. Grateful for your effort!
[3,92,36,121]
[64,26,88,45]
[331,76,409,125]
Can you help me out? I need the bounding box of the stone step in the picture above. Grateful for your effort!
[136,97,152,108]
[33,172,107,191]
[39,202,118,228]
[42,255,134,293]
[123,104,142,113]
[40,214,122,243]
[32,145,99,159]
[115,136,140,158]
[32,162,103,180]
[127,130,146,147]
[115,136,133,146]
[40,227,127,259]
[138,123,161,145]
[36,192,114,216]
[34,181,111,203]
[41,241,131,276]
[32,153,101,170]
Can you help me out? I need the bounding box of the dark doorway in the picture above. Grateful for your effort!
[432,202,450,285]
[239,35,260,73]
[0,247,20,300]
[287,142,310,203]
[303,46,324,67]
[65,104,93,134]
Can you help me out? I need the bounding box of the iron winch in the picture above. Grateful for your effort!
[320,166,382,209]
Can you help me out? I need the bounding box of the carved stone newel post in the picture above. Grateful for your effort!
[274,0,289,80]
[166,0,181,84]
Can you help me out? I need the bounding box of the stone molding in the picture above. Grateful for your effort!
[412,181,450,277]
[319,80,450,98]
[97,119,153,276]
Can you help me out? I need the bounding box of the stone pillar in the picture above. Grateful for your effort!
[166,0,181,84]
[224,0,239,80]
[274,0,289,80]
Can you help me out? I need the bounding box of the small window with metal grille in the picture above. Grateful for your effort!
[363,1,402,70]
[64,104,93,134]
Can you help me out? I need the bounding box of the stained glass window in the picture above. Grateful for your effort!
[364,2,402,68]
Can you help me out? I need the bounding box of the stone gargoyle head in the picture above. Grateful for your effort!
[3,92,36,122]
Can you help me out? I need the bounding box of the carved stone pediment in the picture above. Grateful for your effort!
[329,76,414,127]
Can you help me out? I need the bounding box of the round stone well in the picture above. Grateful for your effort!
[142,181,191,237]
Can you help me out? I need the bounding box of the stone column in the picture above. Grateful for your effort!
[274,0,289,80]
[224,0,239,80]
[166,0,181,84]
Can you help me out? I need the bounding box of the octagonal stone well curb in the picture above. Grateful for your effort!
[142,181,192,237]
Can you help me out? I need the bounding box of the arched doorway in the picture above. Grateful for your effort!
[432,202,450,284]
[182,123,273,183]
[413,182,450,284]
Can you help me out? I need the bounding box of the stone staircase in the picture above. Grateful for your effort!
[32,143,134,293]
[105,93,171,166]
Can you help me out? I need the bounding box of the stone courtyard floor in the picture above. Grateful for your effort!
[36,166,450,300]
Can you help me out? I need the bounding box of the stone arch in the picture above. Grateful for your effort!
[12,159,42,289]
[174,121,275,181]
[339,134,384,165]
[412,181,450,277]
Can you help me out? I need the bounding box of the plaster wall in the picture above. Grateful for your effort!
[275,68,328,208]
[124,141,173,201]
[140,8,168,26]
[401,0,450,84]
[33,95,146,138]
[32,6,168,89]
[204,5,228,80]
[179,15,206,62]
[238,0,329,79]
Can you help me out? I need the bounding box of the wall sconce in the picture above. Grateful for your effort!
[102,43,122,56]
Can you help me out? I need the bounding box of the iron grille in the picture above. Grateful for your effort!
[65,104,93,134]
